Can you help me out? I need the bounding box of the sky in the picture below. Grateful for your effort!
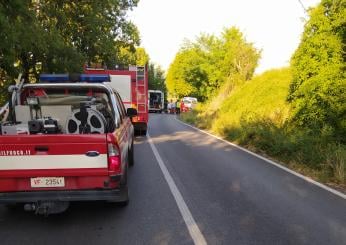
[128,0,321,74]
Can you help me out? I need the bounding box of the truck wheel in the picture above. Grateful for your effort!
[129,142,134,167]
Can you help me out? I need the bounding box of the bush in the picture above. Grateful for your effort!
[180,67,346,185]
[289,0,346,139]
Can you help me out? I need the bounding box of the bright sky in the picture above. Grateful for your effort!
[128,0,321,73]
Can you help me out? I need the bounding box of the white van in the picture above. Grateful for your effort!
[148,90,164,113]
[182,97,198,111]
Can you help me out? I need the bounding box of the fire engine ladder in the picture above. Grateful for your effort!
[135,66,147,113]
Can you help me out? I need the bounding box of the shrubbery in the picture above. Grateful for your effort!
[289,0,346,141]
[181,67,345,184]
[180,1,345,186]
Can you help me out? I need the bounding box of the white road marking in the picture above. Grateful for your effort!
[175,117,346,200]
[147,133,208,245]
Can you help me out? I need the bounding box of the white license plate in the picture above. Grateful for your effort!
[30,177,65,188]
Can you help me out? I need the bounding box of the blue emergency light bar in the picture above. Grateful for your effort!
[39,74,110,83]
[79,74,110,82]
[40,74,69,82]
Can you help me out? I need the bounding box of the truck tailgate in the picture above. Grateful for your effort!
[0,135,110,192]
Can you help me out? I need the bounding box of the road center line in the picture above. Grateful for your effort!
[175,117,346,200]
[147,133,207,245]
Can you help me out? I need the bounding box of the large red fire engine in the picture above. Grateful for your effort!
[84,65,148,135]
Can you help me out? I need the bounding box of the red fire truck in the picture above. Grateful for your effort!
[84,65,148,135]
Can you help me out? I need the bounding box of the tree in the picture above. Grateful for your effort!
[166,49,204,99]
[118,46,149,66]
[166,27,260,100]
[37,0,140,68]
[0,0,140,105]
[0,0,53,101]
[136,47,150,66]
[0,0,139,79]
[148,63,166,91]
[288,0,346,139]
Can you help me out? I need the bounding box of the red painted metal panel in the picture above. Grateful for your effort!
[84,66,149,126]
[0,134,110,192]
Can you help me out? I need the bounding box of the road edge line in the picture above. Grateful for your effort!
[175,117,346,200]
[147,133,208,245]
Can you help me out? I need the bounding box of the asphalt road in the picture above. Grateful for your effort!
[1,113,345,245]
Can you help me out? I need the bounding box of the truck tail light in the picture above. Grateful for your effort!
[107,143,121,173]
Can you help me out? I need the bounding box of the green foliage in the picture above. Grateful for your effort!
[215,68,291,129]
[37,0,140,68]
[166,48,204,99]
[118,46,137,66]
[117,46,167,95]
[220,115,346,185]
[148,63,166,91]
[135,48,150,66]
[179,1,346,186]
[182,68,291,132]
[147,63,167,102]
[166,27,260,101]
[0,0,139,104]
[118,47,149,66]
[116,46,167,98]
[181,68,346,184]
[180,68,292,127]
[0,70,10,106]
[289,0,346,140]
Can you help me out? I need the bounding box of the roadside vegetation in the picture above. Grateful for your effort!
[182,68,345,186]
[177,0,345,187]
[0,0,139,105]
[0,1,165,106]
[166,26,260,101]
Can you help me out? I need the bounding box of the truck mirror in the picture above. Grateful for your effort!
[126,108,137,117]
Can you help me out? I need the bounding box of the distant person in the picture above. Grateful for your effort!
[180,99,185,113]
[164,101,168,113]
[171,100,176,114]
[176,100,181,114]
[167,101,172,114]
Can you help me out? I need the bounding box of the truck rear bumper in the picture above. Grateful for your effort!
[0,187,128,203]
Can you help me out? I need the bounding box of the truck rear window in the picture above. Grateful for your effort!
[9,87,116,135]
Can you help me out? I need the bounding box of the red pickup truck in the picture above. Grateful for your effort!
[0,74,137,215]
